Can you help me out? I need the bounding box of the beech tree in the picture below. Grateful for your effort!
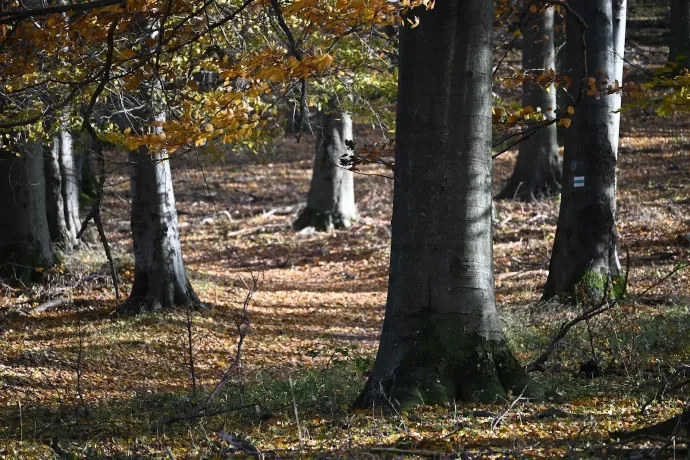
[45,129,81,250]
[123,134,202,313]
[497,1,561,201]
[0,139,55,284]
[356,0,544,408]
[116,21,202,313]
[543,0,625,300]
[293,106,357,231]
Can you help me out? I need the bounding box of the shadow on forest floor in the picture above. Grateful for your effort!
[2,6,690,455]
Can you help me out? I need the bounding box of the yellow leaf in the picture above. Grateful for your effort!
[558,117,572,128]
[120,49,136,59]
[567,106,575,115]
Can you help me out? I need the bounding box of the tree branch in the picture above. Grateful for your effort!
[0,0,124,25]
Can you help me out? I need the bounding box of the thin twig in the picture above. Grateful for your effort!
[526,277,624,373]
[185,308,197,396]
[492,388,527,430]
[77,19,121,300]
[639,263,688,297]
[289,374,304,453]
[75,308,89,417]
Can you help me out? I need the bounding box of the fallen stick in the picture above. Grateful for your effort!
[25,298,89,315]
[368,447,450,458]
[496,269,547,281]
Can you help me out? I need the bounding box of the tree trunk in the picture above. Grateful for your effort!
[611,0,627,159]
[497,1,561,201]
[670,0,690,68]
[45,139,68,247]
[119,111,202,314]
[613,408,690,438]
[543,0,622,301]
[609,0,627,275]
[293,108,357,232]
[45,131,80,250]
[355,0,543,409]
[0,140,55,284]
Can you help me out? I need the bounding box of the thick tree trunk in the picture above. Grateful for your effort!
[543,0,622,301]
[670,0,690,68]
[293,109,357,231]
[355,0,543,409]
[45,131,80,250]
[497,2,561,201]
[119,110,201,314]
[0,141,55,284]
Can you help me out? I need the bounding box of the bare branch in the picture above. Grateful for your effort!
[0,0,124,25]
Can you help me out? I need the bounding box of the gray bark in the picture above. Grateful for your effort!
[45,131,80,249]
[611,0,627,158]
[120,109,201,314]
[670,0,690,67]
[355,0,543,409]
[0,140,55,284]
[498,2,561,201]
[544,0,622,301]
[609,0,627,275]
[45,139,68,247]
[293,108,357,231]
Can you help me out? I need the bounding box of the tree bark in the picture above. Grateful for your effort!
[613,408,690,438]
[497,2,561,201]
[670,0,690,68]
[293,108,357,232]
[45,130,80,250]
[355,0,543,409]
[0,140,55,284]
[119,109,202,314]
[543,0,622,301]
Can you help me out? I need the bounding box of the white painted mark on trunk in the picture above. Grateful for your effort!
[573,176,585,188]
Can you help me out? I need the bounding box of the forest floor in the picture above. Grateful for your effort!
[0,111,688,458]
[2,6,690,460]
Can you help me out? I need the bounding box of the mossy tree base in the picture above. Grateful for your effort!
[354,336,546,410]
[293,208,354,232]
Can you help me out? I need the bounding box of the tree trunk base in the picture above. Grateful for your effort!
[496,178,561,202]
[293,208,354,232]
[116,282,209,316]
[354,338,546,410]
[611,409,690,439]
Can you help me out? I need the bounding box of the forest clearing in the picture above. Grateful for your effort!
[1,0,690,458]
